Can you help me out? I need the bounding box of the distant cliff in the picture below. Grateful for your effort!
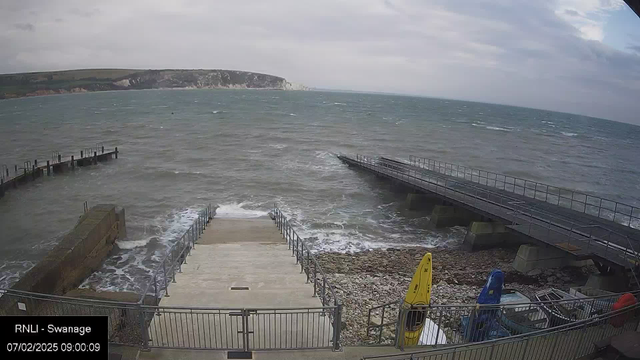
[0,69,308,99]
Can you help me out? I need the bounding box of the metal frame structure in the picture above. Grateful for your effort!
[362,302,640,360]
[366,290,640,348]
[343,155,639,284]
[407,155,640,229]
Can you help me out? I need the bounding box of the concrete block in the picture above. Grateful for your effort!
[116,207,127,240]
[463,222,509,251]
[429,205,478,228]
[406,193,441,211]
[0,204,126,315]
[512,244,589,273]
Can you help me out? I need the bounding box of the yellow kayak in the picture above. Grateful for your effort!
[402,252,432,346]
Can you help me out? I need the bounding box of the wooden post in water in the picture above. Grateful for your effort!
[32,165,36,180]
[115,147,118,159]
[46,161,50,176]
[58,154,61,163]
[94,152,97,165]
[80,150,84,158]
[101,146,104,154]
[0,178,4,198]
[34,159,38,167]
[71,156,75,168]
[5,168,8,178]
[14,165,17,175]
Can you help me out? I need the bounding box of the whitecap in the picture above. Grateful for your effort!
[561,132,578,137]
[215,202,269,219]
[485,126,512,132]
[116,238,152,249]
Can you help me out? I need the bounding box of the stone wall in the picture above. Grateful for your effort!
[0,204,125,314]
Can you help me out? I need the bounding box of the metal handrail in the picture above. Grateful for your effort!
[271,207,340,308]
[408,155,640,228]
[351,155,639,270]
[138,204,214,304]
[366,289,640,346]
[364,302,640,359]
[272,206,342,350]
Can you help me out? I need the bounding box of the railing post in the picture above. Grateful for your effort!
[153,274,158,300]
[333,302,342,351]
[396,308,407,351]
[163,262,170,297]
[139,306,150,351]
[313,262,317,296]
[306,249,311,283]
[322,277,327,306]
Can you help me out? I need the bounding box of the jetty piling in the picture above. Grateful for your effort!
[0,146,119,199]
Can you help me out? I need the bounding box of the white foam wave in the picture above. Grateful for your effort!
[116,238,152,249]
[472,124,512,132]
[486,126,512,132]
[561,132,578,137]
[333,102,346,105]
[80,207,202,293]
[212,110,223,114]
[289,113,297,116]
[268,144,287,149]
[215,202,269,219]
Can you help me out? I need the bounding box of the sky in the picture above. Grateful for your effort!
[1,0,639,124]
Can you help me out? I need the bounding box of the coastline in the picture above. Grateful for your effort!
[315,246,596,345]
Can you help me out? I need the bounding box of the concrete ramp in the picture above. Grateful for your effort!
[148,218,334,350]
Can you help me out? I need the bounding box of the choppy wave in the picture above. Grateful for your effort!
[215,202,269,219]
[472,124,512,132]
[561,132,578,137]
[80,207,202,293]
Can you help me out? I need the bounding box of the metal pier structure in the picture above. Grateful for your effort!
[338,154,640,284]
[0,145,119,199]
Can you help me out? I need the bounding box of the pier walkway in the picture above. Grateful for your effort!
[0,146,119,199]
[338,154,640,278]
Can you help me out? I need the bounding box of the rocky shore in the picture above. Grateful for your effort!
[315,246,596,345]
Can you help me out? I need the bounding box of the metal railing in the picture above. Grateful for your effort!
[0,288,340,352]
[0,204,344,352]
[349,155,640,270]
[143,305,338,351]
[367,290,639,349]
[508,206,640,288]
[1,164,8,181]
[138,204,214,304]
[272,207,340,310]
[408,155,640,229]
[0,288,147,347]
[362,301,640,360]
[272,207,343,351]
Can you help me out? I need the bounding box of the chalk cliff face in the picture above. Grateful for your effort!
[0,69,307,99]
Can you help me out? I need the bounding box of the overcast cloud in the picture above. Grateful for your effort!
[1,0,639,124]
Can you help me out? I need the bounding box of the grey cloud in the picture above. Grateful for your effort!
[13,23,34,31]
[0,0,639,124]
[628,45,640,54]
[564,9,580,16]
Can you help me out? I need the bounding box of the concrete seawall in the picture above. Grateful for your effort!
[0,204,126,315]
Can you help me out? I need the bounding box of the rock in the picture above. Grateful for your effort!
[527,269,542,276]
[547,276,556,283]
